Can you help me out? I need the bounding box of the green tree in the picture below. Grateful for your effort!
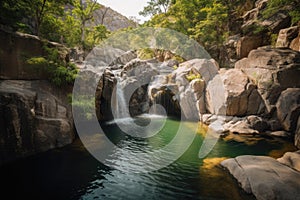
[139,0,173,17]
[191,1,228,48]
[0,0,72,36]
[72,0,100,49]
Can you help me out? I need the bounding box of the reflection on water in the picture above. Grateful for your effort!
[0,118,294,200]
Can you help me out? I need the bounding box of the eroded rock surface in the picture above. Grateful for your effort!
[0,80,74,165]
[235,48,300,114]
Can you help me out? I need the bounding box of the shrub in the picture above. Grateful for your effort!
[186,71,201,82]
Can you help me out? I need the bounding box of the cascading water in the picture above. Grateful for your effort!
[114,77,130,119]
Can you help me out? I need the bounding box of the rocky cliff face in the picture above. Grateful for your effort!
[0,29,74,165]
[0,28,69,80]
[91,6,137,31]
[224,0,296,67]
[0,80,74,165]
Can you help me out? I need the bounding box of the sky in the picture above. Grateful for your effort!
[97,0,151,23]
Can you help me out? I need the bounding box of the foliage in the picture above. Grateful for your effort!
[137,48,156,60]
[26,44,78,86]
[186,71,201,82]
[43,45,78,86]
[191,1,229,48]
[139,0,173,17]
[142,0,227,59]
[0,0,109,50]
[0,0,72,35]
[26,57,48,67]
[263,0,300,25]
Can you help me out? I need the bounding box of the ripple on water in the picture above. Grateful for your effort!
[0,118,294,200]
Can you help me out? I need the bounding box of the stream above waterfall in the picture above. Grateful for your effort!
[0,117,295,200]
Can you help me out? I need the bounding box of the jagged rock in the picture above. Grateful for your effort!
[174,59,219,119]
[225,35,240,66]
[277,150,300,171]
[276,88,300,132]
[170,59,218,117]
[0,80,74,165]
[242,1,291,34]
[206,69,265,116]
[237,35,263,59]
[100,69,117,120]
[243,0,268,23]
[260,10,291,33]
[221,155,300,200]
[172,59,219,84]
[276,26,299,48]
[235,48,300,114]
[109,50,137,67]
[85,46,125,67]
[121,59,159,83]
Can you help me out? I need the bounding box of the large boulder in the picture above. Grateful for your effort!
[221,155,300,200]
[235,48,300,114]
[0,80,74,165]
[206,69,265,116]
[172,59,219,84]
[173,59,219,119]
[276,88,300,132]
[276,26,299,48]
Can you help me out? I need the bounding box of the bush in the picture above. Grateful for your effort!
[137,48,156,60]
[186,71,201,82]
[26,44,78,87]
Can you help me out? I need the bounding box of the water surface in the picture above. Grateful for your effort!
[0,117,295,200]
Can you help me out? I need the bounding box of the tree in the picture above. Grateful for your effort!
[191,1,228,47]
[72,0,100,48]
[139,0,172,17]
[0,0,72,36]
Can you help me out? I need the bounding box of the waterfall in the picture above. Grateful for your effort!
[115,77,130,119]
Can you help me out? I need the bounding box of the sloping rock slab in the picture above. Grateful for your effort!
[221,155,300,200]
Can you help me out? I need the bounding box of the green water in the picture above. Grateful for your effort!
[0,118,294,200]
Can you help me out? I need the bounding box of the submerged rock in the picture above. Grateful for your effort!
[221,155,300,200]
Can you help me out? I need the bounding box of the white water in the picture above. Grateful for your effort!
[114,77,130,119]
